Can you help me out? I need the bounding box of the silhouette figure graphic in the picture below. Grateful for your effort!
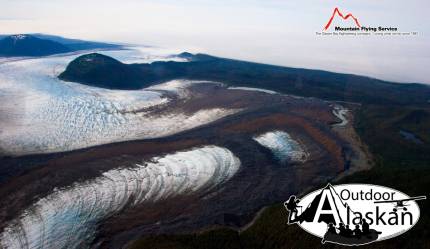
[353,224,362,238]
[361,218,370,234]
[284,195,301,223]
[285,185,382,245]
[322,219,381,245]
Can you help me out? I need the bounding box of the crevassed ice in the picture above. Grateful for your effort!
[0,145,241,249]
[253,130,309,163]
[332,105,349,127]
[0,48,240,155]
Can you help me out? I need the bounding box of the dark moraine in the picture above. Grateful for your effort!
[0,86,358,248]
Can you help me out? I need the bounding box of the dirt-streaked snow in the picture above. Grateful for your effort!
[227,86,278,94]
[254,130,309,163]
[332,105,349,127]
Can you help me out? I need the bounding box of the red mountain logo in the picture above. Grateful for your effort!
[324,7,361,31]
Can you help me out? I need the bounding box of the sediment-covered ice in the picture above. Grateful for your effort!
[253,131,309,163]
[332,105,349,127]
[0,145,241,249]
[0,48,240,155]
[227,86,278,94]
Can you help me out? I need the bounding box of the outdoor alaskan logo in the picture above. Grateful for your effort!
[284,184,426,246]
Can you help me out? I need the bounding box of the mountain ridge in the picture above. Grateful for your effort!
[59,52,430,105]
[0,34,71,56]
[0,34,122,57]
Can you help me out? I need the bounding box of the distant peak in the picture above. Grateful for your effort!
[9,34,30,40]
[177,52,196,60]
[178,52,194,57]
[177,52,215,62]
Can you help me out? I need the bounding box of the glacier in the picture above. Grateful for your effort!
[0,145,241,249]
[0,47,241,155]
[253,130,309,163]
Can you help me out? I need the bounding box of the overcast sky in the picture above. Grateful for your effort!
[1,0,429,84]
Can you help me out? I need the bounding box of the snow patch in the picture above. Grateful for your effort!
[227,86,278,94]
[332,105,349,127]
[10,34,28,40]
[254,130,309,163]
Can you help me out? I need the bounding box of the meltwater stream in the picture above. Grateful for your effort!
[0,146,241,249]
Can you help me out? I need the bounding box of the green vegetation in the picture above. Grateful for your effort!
[59,53,148,89]
[355,105,430,168]
[129,105,430,249]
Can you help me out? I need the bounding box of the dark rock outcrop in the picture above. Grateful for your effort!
[58,52,430,105]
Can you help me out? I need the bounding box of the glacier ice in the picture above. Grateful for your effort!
[253,130,309,163]
[0,48,240,155]
[332,105,349,127]
[0,145,241,249]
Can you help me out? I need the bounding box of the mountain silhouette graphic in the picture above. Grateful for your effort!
[295,184,355,225]
[324,7,361,31]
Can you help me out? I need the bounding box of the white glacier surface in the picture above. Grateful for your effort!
[0,48,240,155]
[253,130,309,163]
[0,145,241,249]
